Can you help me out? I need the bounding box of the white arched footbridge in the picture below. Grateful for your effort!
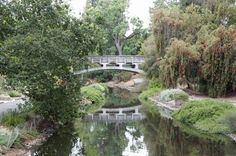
[74,55,145,75]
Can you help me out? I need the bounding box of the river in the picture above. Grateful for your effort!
[32,88,236,156]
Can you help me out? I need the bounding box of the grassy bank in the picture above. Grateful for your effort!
[139,79,236,135]
[173,99,236,133]
[138,79,162,115]
[0,109,43,154]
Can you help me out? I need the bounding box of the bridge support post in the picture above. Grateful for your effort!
[119,63,124,68]
[132,107,141,120]
[134,63,139,69]
[99,109,109,120]
[116,109,126,120]
[102,63,108,68]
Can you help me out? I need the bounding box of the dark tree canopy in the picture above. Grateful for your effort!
[0,0,103,123]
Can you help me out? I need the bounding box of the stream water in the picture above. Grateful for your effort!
[32,88,236,156]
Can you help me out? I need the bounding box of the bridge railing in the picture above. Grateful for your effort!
[89,55,144,64]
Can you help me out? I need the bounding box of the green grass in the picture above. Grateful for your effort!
[8,90,21,97]
[0,111,26,127]
[139,79,162,115]
[0,110,32,127]
[173,99,236,133]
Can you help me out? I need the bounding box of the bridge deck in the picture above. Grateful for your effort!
[89,55,144,64]
[75,55,145,75]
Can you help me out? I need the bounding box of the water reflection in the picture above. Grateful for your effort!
[33,125,83,156]
[32,87,236,156]
[76,122,147,156]
[104,87,141,108]
[33,112,236,156]
[142,109,236,156]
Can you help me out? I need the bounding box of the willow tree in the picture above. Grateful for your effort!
[141,35,160,78]
[151,7,185,57]
[85,0,145,55]
[198,26,236,97]
[159,39,200,88]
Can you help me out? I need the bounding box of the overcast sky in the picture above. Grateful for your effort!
[66,0,154,28]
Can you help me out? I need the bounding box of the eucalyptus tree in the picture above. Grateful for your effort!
[85,0,146,55]
[0,0,102,123]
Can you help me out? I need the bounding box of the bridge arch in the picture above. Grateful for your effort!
[74,55,145,75]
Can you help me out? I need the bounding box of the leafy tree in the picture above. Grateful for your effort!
[198,26,236,97]
[0,0,15,42]
[0,0,102,123]
[141,35,160,78]
[159,39,200,88]
[85,0,146,55]
[142,0,236,97]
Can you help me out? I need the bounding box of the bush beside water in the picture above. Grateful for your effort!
[173,100,236,133]
[139,79,162,115]
[80,83,108,113]
[8,90,21,97]
[158,89,189,102]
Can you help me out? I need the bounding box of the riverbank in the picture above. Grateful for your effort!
[107,74,147,93]
[139,84,236,143]
[0,83,108,155]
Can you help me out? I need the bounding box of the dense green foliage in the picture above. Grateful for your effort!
[85,0,147,55]
[80,83,108,114]
[143,0,236,97]
[0,0,102,124]
[173,100,236,133]
[139,79,162,105]
[85,71,133,83]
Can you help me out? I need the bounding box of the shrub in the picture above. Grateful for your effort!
[0,127,19,148]
[148,79,161,89]
[80,83,108,113]
[8,90,21,97]
[173,99,236,133]
[0,111,27,126]
[158,89,189,102]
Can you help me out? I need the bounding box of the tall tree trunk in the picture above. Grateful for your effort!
[114,37,124,55]
[115,42,123,55]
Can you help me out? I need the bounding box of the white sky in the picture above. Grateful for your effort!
[66,0,154,28]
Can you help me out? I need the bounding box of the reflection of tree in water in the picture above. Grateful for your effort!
[141,110,236,156]
[104,88,140,108]
[77,122,128,156]
[34,124,81,156]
